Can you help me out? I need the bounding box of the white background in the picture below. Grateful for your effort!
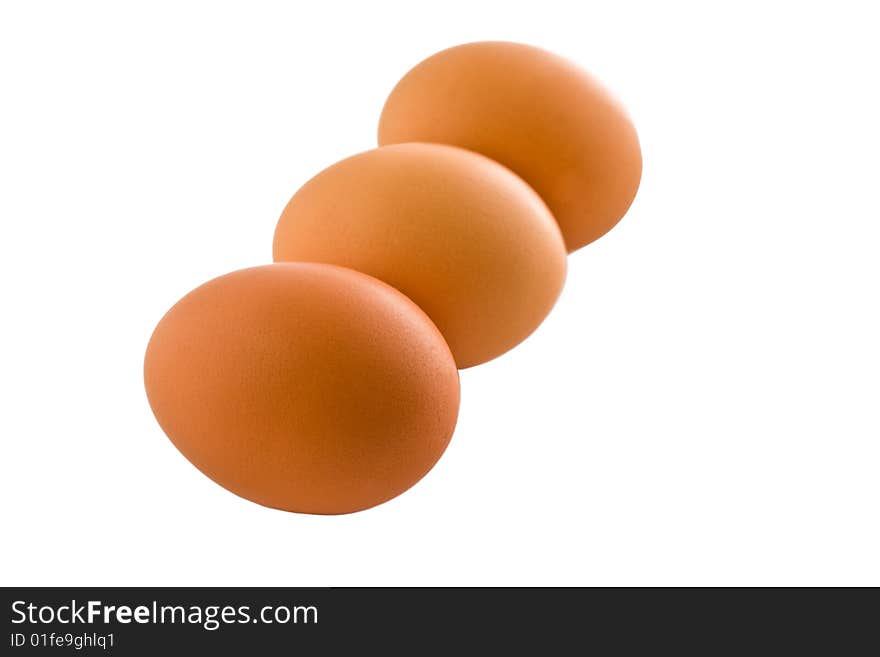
[1,1,878,586]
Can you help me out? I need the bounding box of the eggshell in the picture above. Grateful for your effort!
[273,143,567,368]
[144,263,460,515]
[378,41,642,253]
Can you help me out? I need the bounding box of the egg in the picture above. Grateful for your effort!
[144,263,460,515]
[273,143,567,368]
[378,41,642,253]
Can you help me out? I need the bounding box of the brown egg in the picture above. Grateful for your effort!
[378,41,642,253]
[273,143,567,368]
[144,263,460,515]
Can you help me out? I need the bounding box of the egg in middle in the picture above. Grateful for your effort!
[273,143,567,368]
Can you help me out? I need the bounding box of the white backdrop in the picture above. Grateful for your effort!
[1,1,878,586]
